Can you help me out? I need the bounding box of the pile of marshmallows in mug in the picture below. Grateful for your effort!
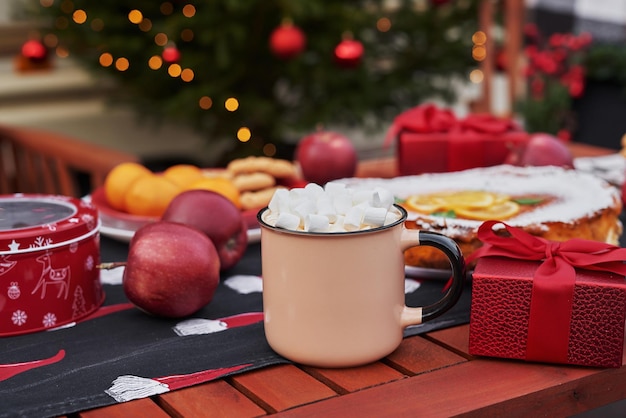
[263,182,401,233]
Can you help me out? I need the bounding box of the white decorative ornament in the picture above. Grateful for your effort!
[224,275,263,294]
[7,282,20,299]
[12,310,27,326]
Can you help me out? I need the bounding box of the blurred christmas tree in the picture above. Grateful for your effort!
[23,0,479,160]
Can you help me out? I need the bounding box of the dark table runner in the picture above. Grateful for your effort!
[0,235,470,418]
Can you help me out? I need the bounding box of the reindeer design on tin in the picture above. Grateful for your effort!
[31,253,71,299]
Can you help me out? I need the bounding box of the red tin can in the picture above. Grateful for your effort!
[0,194,104,337]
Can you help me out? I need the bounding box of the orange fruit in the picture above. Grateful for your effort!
[124,174,182,217]
[163,164,204,188]
[183,176,241,208]
[104,162,152,211]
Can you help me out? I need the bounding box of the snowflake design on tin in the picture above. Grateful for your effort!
[12,310,27,326]
[85,255,94,271]
[81,213,96,230]
[42,313,57,328]
[30,236,53,249]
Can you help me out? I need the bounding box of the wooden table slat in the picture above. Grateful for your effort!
[156,379,267,418]
[383,333,468,375]
[426,324,472,357]
[228,364,337,413]
[301,360,405,394]
[271,353,626,418]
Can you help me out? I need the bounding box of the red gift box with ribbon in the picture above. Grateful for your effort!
[386,104,529,175]
[469,221,626,368]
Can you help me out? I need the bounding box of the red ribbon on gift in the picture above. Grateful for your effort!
[384,104,519,147]
[470,220,626,363]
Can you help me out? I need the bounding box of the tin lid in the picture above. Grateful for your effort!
[0,194,99,254]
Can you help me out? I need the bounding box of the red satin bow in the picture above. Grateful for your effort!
[471,220,626,363]
[384,104,519,147]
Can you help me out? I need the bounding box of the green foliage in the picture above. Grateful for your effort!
[26,0,478,157]
[517,81,573,135]
[584,44,626,89]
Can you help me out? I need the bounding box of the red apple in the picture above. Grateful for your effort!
[162,190,248,270]
[296,130,358,185]
[124,221,220,318]
[505,133,574,168]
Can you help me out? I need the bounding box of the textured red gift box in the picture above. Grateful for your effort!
[469,256,626,368]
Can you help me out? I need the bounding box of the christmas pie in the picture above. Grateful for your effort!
[341,165,623,269]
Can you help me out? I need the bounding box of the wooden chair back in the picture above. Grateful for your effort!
[476,0,525,116]
[0,125,138,197]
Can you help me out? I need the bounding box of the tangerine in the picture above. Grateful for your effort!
[183,176,241,209]
[124,174,182,217]
[103,162,152,211]
[163,164,204,188]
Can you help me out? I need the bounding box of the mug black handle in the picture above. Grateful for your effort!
[417,230,466,322]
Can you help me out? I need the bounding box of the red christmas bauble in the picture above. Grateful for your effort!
[334,39,364,68]
[162,46,181,64]
[269,23,306,59]
[21,40,47,62]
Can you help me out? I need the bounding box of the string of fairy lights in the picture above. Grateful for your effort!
[36,0,486,154]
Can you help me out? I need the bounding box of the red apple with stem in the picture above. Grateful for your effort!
[162,190,248,270]
[296,130,358,185]
[123,221,221,318]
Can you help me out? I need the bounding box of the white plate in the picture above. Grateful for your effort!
[99,224,262,244]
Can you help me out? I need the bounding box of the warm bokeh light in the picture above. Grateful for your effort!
[128,10,143,24]
[154,33,168,46]
[43,33,58,48]
[263,143,277,157]
[40,0,54,7]
[469,69,484,83]
[72,10,87,24]
[160,2,174,15]
[225,98,239,111]
[199,96,213,110]
[91,18,104,31]
[148,55,163,70]
[139,18,152,32]
[181,29,194,42]
[472,31,487,45]
[99,52,114,67]
[237,127,251,142]
[182,4,196,18]
[168,63,182,77]
[181,68,194,82]
[55,46,69,58]
[472,45,486,61]
[115,57,130,71]
[376,17,391,32]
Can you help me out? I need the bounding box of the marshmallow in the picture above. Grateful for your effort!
[316,196,337,223]
[304,183,325,198]
[324,181,347,196]
[332,193,353,215]
[275,212,301,230]
[344,205,365,231]
[263,183,401,232]
[373,187,395,209]
[304,214,330,232]
[268,188,290,213]
[363,207,388,228]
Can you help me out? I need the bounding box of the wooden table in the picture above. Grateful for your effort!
[79,142,626,417]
